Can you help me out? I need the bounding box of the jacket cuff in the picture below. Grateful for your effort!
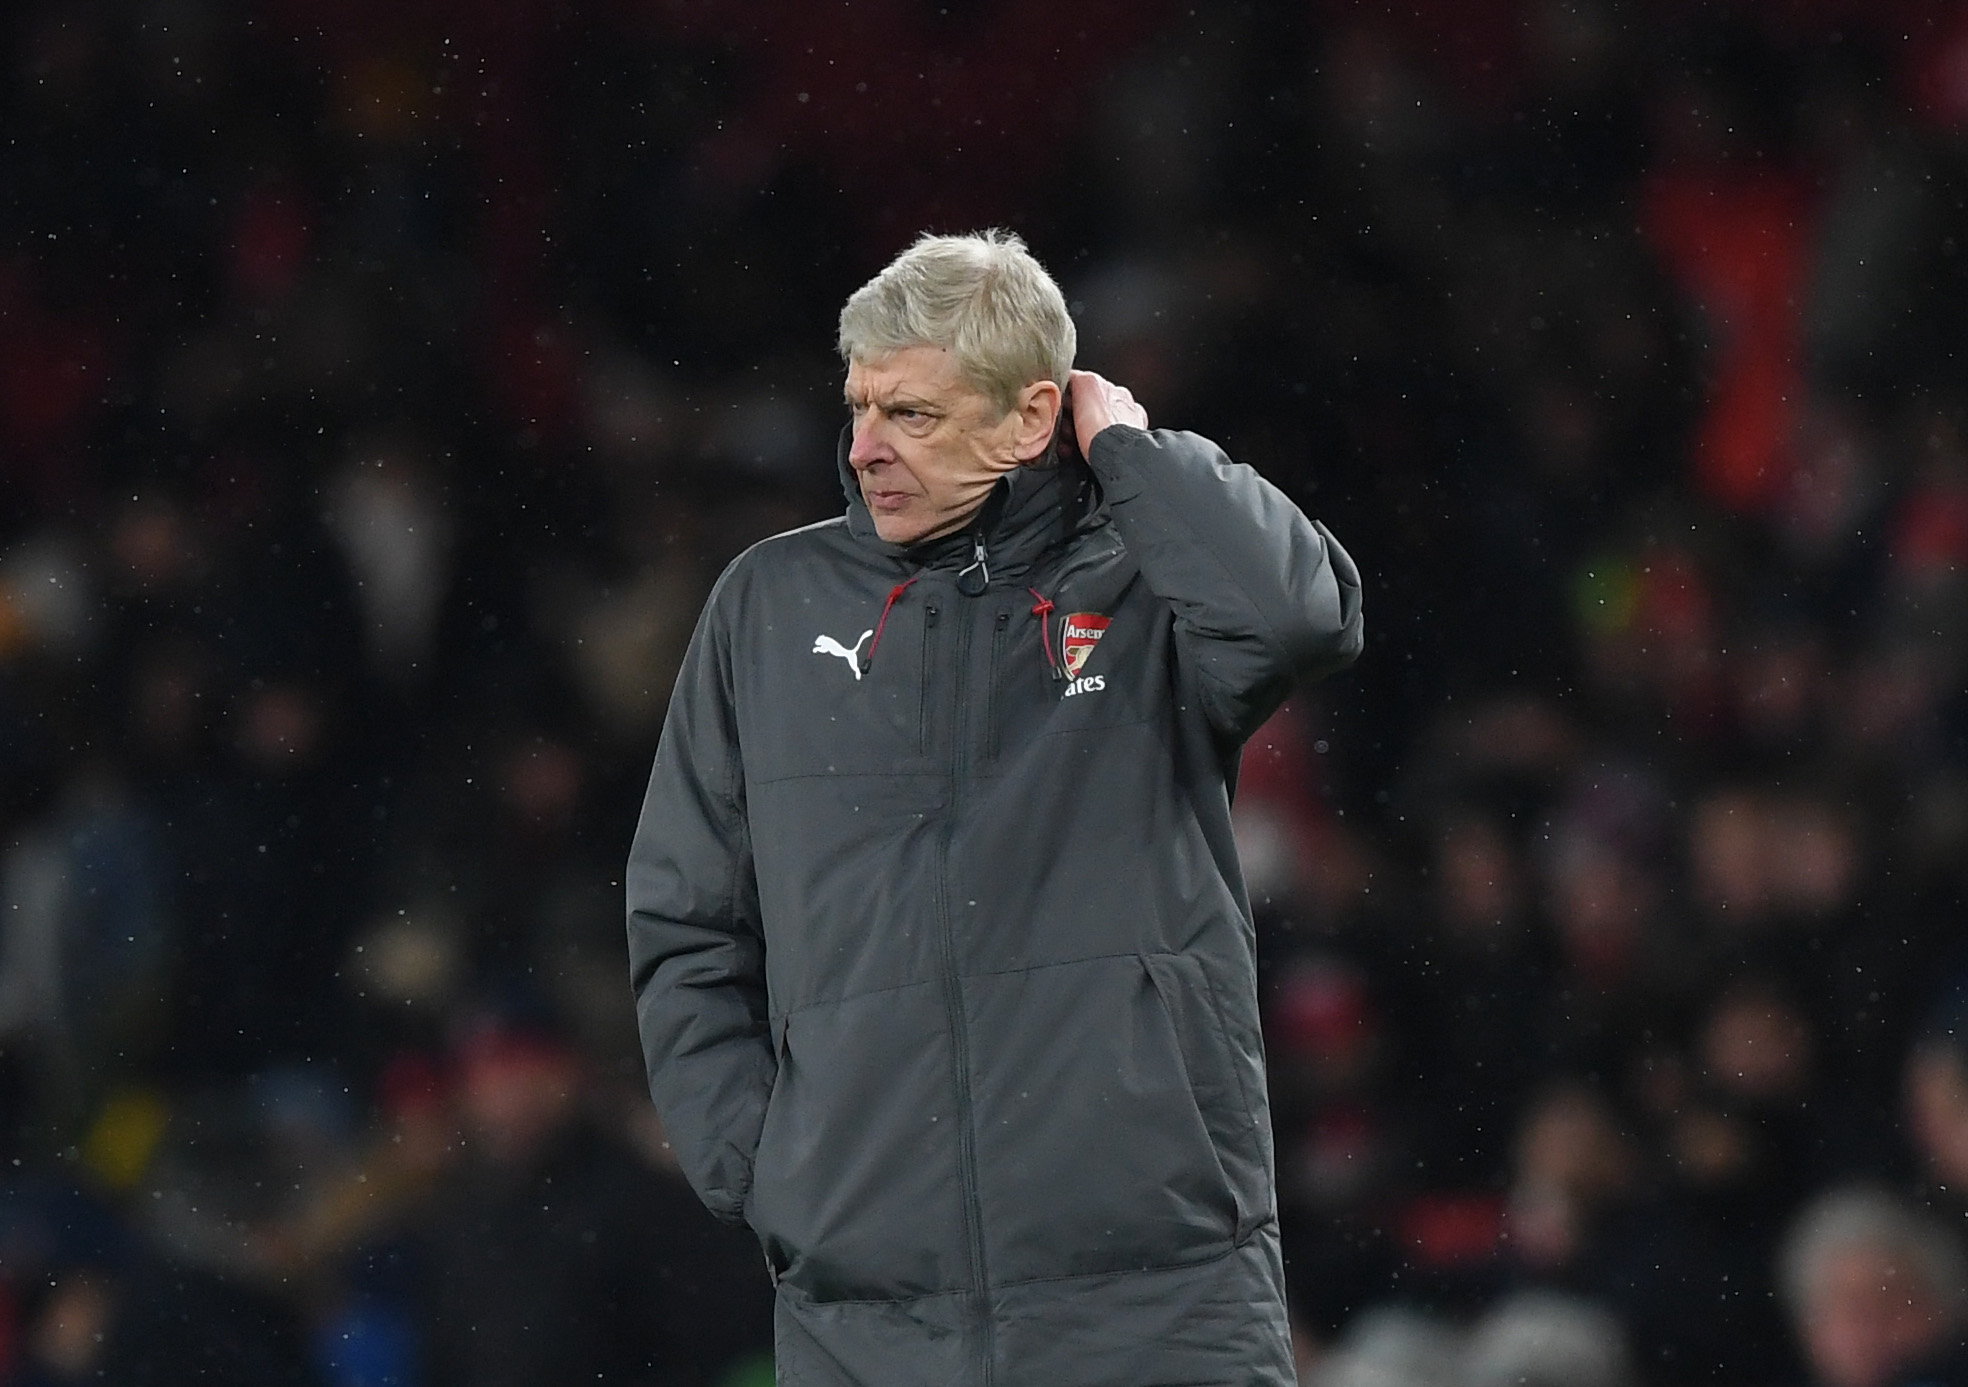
[701,1153,756,1228]
[1082,423,1155,499]
[706,1186,752,1228]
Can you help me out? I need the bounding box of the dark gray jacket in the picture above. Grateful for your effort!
[628,424,1363,1386]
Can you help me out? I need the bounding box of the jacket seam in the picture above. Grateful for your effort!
[1186,959,1267,1241]
[770,975,943,1020]
[938,600,993,1382]
[773,949,1216,1018]
[1029,711,1155,741]
[1191,961,1263,1138]
[775,1283,971,1308]
[718,611,761,1206]
[988,1231,1262,1291]
[963,949,1164,983]
[747,768,944,787]
[778,1234,1266,1307]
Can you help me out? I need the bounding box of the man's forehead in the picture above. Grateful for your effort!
[844,345,971,402]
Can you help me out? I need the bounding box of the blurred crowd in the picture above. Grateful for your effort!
[6,0,1968,1383]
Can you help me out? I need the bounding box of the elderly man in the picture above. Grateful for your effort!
[627,231,1363,1385]
[1779,1185,1968,1387]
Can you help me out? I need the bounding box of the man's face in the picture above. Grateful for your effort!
[1907,1045,1968,1187]
[1799,1241,1949,1387]
[844,345,1029,546]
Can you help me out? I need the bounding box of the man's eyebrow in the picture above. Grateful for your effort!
[843,388,941,413]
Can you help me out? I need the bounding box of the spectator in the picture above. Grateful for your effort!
[1462,1291,1635,1387]
[1778,1186,1968,1387]
[413,1008,772,1387]
[1904,985,1968,1222]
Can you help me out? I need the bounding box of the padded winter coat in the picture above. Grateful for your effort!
[628,423,1363,1386]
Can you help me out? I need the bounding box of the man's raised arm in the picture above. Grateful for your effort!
[626,595,773,1227]
[1070,370,1364,744]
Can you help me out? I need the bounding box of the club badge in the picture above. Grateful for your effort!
[1060,613,1110,679]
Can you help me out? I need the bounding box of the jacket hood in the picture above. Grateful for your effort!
[835,425,1102,580]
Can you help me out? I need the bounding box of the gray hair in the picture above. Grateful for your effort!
[1777,1184,1968,1321]
[837,230,1076,416]
[1460,1292,1634,1387]
[1308,1295,1634,1387]
[1312,1306,1459,1387]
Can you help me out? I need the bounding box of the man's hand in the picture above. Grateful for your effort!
[1068,370,1149,459]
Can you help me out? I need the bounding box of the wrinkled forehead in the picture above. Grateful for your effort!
[844,344,990,408]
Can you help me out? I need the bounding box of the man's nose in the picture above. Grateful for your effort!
[847,412,890,470]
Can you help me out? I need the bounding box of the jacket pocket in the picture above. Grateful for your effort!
[747,983,969,1302]
[964,953,1242,1283]
[1142,951,1271,1244]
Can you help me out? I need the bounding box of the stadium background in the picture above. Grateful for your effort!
[6,0,1968,1381]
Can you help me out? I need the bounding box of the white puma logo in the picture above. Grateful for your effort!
[812,630,874,680]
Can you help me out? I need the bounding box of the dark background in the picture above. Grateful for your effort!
[6,0,1968,1382]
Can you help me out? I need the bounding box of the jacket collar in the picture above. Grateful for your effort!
[836,426,1099,583]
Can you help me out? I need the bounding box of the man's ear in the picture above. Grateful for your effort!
[1010,379,1063,463]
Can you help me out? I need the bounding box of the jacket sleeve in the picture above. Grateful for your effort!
[1084,424,1363,743]
[625,582,773,1227]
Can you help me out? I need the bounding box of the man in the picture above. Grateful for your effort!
[627,231,1362,1385]
[1906,985,1968,1220]
[1778,1185,1968,1387]
[418,1014,774,1387]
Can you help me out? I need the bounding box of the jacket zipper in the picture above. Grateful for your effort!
[983,608,1010,762]
[917,602,940,756]
[956,531,990,596]
[934,595,993,1384]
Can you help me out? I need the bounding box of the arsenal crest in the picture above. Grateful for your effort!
[1060,613,1110,679]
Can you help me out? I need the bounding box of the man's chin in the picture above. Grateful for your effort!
[873,513,962,546]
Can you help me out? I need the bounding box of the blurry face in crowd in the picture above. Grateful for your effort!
[29,1275,114,1379]
[844,346,1058,546]
[1907,1045,1968,1189]
[1435,815,1523,939]
[1691,790,1860,923]
[1507,1086,1635,1270]
[1702,984,1812,1104]
[1798,1240,1952,1387]
[459,1038,580,1167]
